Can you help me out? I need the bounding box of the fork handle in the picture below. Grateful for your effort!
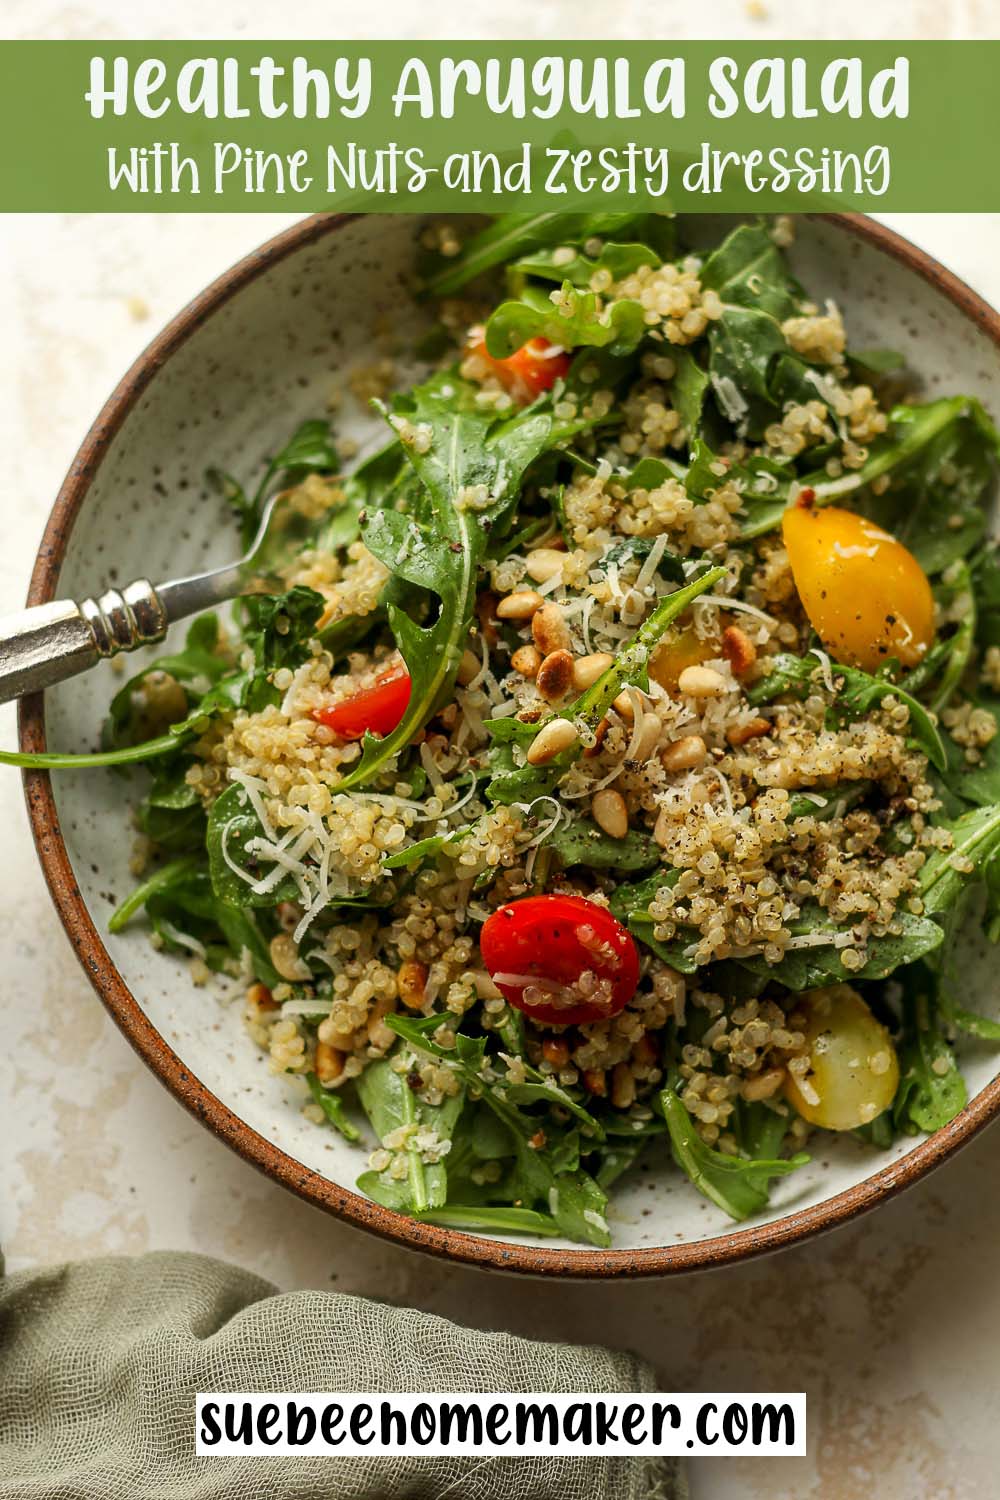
[0,580,168,704]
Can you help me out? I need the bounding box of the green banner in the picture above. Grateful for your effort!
[0,41,996,210]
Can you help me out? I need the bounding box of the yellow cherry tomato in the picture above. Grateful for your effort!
[649,626,715,693]
[783,984,899,1132]
[782,502,935,671]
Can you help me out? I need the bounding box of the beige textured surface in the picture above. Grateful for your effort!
[3,3,1000,1496]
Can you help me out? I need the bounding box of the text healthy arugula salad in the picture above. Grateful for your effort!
[11,212,1000,1247]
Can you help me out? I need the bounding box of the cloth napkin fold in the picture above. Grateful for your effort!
[0,1250,685,1500]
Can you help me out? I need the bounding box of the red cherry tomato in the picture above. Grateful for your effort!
[480,894,639,1026]
[312,667,411,741]
[471,336,572,404]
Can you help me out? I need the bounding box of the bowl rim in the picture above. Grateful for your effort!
[18,210,1000,1279]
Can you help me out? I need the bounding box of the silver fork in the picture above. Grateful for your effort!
[0,493,292,703]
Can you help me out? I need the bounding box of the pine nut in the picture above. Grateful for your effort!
[456,648,481,686]
[584,717,610,758]
[722,624,757,677]
[611,1062,636,1110]
[654,806,673,848]
[632,1032,659,1068]
[613,690,635,720]
[397,960,428,1011]
[476,590,500,648]
[246,981,277,1013]
[315,1041,345,1085]
[473,970,504,1000]
[743,1066,786,1102]
[542,1038,570,1069]
[727,717,772,747]
[582,1068,607,1097]
[630,713,662,763]
[526,717,579,765]
[367,994,398,1050]
[536,648,575,702]
[677,664,728,698]
[524,547,566,583]
[661,734,707,772]
[572,652,614,690]
[592,787,628,839]
[269,933,311,983]
[511,644,542,678]
[318,1016,356,1050]
[531,602,571,655]
[496,589,543,620]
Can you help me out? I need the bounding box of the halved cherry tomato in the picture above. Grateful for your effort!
[470,336,572,404]
[782,503,934,671]
[480,894,639,1026]
[312,667,411,741]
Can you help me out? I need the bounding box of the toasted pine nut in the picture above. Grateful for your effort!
[611,1062,636,1110]
[524,547,566,583]
[246,981,277,1013]
[269,933,311,983]
[315,1041,345,1085]
[526,717,579,765]
[727,717,772,747]
[318,1016,356,1050]
[632,1032,659,1068]
[536,648,575,702]
[531,602,571,655]
[630,712,662,763]
[743,1067,786,1102]
[592,787,628,839]
[722,625,757,677]
[473,970,504,1000]
[572,651,614,691]
[582,1067,607,1097]
[653,806,673,849]
[584,717,610,758]
[497,589,543,620]
[542,1038,571,1069]
[476,589,499,648]
[677,664,728,698]
[398,960,428,1011]
[367,993,398,1051]
[511,644,542,678]
[661,734,707,773]
[613,690,636,720]
[456,648,481,686]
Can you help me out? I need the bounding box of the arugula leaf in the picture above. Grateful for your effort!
[545,817,660,873]
[919,804,1000,917]
[108,855,201,934]
[419,211,670,297]
[734,906,943,991]
[697,222,803,320]
[206,783,300,908]
[893,994,967,1134]
[307,1072,362,1142]
[748,651,947,771]
[385,1015,611,1246]
[485,281,647,359]
[356,1055,465,1213]
[659,1087,808,1222]
[511,241,660,287]
[938,694,1000,808]
[414,1205,561,1237]
[336,381,556,792]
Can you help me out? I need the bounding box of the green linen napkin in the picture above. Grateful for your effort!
[0,1250,685,1499]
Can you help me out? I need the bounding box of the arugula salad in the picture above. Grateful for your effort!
[13,212,1000,1246]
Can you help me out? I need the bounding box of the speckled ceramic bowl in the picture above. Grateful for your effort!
[19,213,1000,1277]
